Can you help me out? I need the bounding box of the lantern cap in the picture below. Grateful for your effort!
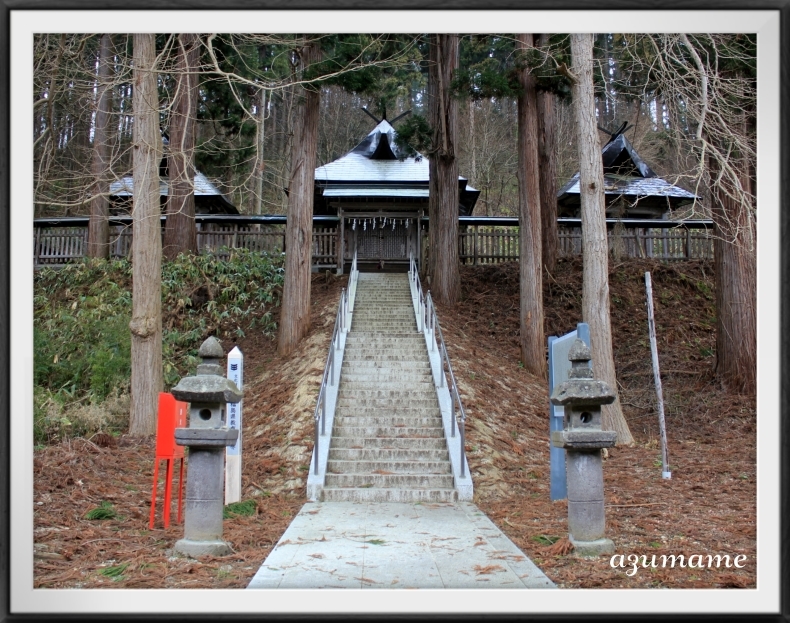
[198,337,224,359]
[171,375,243,404]
[550,339,616,406]
[550,379,616,406]
[196,336,225,376]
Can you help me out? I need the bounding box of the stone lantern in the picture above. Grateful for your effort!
[550,338,617,556]
[171,337,243,557]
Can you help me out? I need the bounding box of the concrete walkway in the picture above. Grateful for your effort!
[247,501,555,589]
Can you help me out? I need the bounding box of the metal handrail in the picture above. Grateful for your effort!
[312,248,358,475]
[408,253,469,478]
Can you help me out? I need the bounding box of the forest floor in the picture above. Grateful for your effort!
[33,258,756,590]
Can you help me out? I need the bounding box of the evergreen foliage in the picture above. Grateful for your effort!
[33,250,284,443]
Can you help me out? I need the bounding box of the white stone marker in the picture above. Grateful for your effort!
[225,346,243,504]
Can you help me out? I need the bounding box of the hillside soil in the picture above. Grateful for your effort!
[33,259,756,590]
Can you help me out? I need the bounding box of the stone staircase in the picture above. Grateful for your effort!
[321,272,457,502]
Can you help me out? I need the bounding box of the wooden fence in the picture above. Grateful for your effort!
[34,223,288,268]
[33,220,714,270]
[455,225,713,265]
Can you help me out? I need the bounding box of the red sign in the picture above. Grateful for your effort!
[150,393,187,529]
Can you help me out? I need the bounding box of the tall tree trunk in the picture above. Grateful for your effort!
[570,33,633,445]
[536,34,558,274]
[87,34,112,258]
[428,33,460,306]
[709,126,756,395]
[516,34,545,377]
[129,33,163,437]
[254,87,266,215]
[163,33,199,260]
[277,39,320,356]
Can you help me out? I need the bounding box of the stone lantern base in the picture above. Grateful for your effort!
[570,535,615,557]
[175,538,232,558]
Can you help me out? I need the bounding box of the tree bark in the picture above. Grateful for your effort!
[428,34,460,307]
[516,34,545,378]
[277,39,320,357]
[536,34,558,274]
[254,87,266,215]
[129,33,163,437]
[163,33,199,260]
[709,126,756,395]
[570,33,633,445]
[87,34,112,259]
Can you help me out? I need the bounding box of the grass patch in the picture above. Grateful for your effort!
[85,501,118,521]
[223,499,258,519]
[98,562,129,579]
[531,534,560,546]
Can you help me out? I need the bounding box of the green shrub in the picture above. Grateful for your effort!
[33,250,284,444]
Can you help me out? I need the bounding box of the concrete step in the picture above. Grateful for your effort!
[336,398,438,409]
[336,391,437,402]
[339,361,431,370]
[354,309,412,312]
[330,437,448,450]
[336,393,436,403]
[343,347,427,357]
[328,448,449,461]
[344,351,426,359]
[344,344,426,352]
[326,460,451,474]
[352,315,414,320]
[323,473,454,489]
[332,425,443,438]
[345,334,424,342]
[336,407,439,418]
[345,342,424,349]
[338,386,435,396]
[339,378,434,388]
[351,326,417,333]
[352,317,414,323]
[343,358,426,368]
[334,415,443,428]
[320,487,458,503]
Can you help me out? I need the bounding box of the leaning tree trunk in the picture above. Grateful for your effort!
[516,33,545,378]
[709,134,756,395]
[570,33,633,445]
[428,33,460,307]
[129,33,163,437]
[277,39,320,357]
[163,33,200,260]
[536,34,558,274]
[87,33,112,259]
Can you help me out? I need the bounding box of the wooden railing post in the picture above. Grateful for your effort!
[337,213,344,274]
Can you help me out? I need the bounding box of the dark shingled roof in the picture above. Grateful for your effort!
[557,134,698,218]
[314,119,480,216]
[109,136,238,214]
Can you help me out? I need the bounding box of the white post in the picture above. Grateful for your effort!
[225,346,244,504]
[645,272,671,479]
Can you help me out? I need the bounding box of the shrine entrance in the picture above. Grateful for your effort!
[339,210,421,273]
